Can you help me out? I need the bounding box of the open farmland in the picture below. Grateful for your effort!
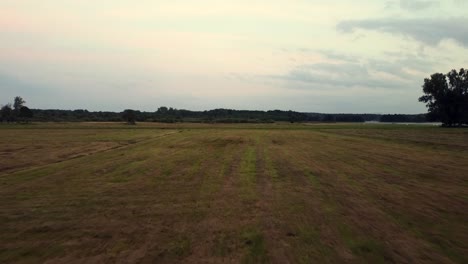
[0,123,467,263]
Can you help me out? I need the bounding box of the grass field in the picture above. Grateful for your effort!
[1,123,467,263]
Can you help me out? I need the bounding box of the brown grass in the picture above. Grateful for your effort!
[0,123,467,263]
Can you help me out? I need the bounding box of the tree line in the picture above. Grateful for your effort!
[0,101,428,124]
[2,68,465,125]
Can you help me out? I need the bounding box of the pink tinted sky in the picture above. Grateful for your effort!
[1,0,467,113]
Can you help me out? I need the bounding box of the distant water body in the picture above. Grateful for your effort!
[364,121,442,126]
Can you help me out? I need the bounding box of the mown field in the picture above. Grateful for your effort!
[0,123,467,263]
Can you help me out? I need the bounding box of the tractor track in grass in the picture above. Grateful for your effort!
[284,130,460,263]
[0,131,180,178]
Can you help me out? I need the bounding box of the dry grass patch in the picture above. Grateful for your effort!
[0,124,467,263]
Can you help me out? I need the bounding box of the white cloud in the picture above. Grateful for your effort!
[337,17,468,47]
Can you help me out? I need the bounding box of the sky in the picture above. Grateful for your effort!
[1,0,467,113]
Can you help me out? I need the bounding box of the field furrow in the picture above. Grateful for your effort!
[0,124,467,263]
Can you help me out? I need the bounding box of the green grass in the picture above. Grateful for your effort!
[242,228,268,264]
[338,224,387,263]
[239,145,257,199]
[0,122,467,263]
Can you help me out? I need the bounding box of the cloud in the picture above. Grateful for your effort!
[453,0,468,6]
[382,51,437,72]
[337,17,468,47]
[385,0,437,11]
[319,50,360,63]
[399,0,437,11]
[269,62,415,90]
[264,49,439,93]
[258,60,428,113]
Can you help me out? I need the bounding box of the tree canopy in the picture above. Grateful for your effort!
[122,109,136,125]
[419,68,468,126]
[1,97,33,123]
[0,104,13,122]
[2,97,432,124]
[13,96,26,111]
[19,106,33,122]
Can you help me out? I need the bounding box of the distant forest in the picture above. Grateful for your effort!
[0,96,429,123]
[3,67,467,125]
[23,108,428,123]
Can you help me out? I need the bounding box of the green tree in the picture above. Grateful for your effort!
[19,106,33,123]
[13,96,26,111]
[122,109,136,124]
[157,106,169,114]
[1,104,13,122]
[419,68,468,126]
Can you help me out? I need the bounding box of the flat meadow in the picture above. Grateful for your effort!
[0,122,467,263]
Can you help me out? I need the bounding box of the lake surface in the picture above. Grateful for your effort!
[364,121,442,126]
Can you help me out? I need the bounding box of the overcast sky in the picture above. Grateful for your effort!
[1,0,467,113]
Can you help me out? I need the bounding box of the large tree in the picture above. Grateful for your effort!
[419,68,468,126]
[19,106,33,123]
[13,96,26,112]
[1,104,13,122]
[122,109,136,125]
